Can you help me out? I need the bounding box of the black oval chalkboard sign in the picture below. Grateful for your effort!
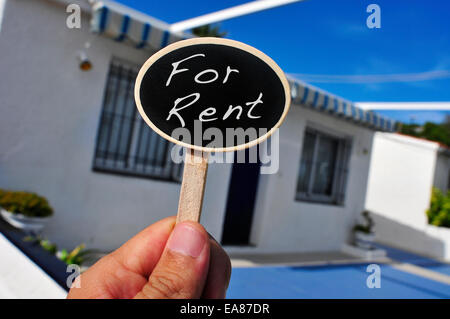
[135,37,290,152]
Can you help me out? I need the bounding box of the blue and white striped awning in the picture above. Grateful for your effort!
[89,1,397,132]
[90,1,190,50]
[288,77,398,132]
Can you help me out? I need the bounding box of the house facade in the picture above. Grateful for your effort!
[0,0,396,254]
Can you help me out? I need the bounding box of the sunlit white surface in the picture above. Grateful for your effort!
[0,234,67,299]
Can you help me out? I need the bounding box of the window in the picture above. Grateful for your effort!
[296,128,351,204]
[93,58,183,182]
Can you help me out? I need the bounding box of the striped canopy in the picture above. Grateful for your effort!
[90,1,397,132]
[90,1,190,50]
[288,78,398,132]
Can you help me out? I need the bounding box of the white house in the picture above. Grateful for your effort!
[0,0,396,255]
[366,132,450,260]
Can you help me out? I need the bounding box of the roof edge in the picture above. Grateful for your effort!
[287,76,398,132]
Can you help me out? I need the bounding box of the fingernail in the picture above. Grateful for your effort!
[167,223,205,258]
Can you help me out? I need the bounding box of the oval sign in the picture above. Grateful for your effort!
[135,37,290,152]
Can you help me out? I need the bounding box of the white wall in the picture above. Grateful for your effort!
[366,133,438,228]
[366,133,450,260]
[433,151,450,191]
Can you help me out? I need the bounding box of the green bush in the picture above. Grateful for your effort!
[0,189,53,218]
[427,188,450,228]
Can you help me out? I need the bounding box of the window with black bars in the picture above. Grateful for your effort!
[296,128,352,205]
[93,58,183,182]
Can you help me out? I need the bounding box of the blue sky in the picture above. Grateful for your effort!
[117,0,449,124]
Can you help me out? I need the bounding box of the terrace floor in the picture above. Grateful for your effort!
[227,244,450,299]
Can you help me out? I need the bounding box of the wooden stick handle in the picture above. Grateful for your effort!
[176,149,209,223]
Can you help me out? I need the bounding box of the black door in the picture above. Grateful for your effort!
[221,149,261,245]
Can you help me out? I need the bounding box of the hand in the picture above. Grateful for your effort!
[67,216,231,299]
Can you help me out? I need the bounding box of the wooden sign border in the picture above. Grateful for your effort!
[134,37,291,153]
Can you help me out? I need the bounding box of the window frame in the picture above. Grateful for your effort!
[92,57,183,183]
[295,127,352,205]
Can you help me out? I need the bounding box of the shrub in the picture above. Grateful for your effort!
[0,189,53,218]
[426,188,450,228]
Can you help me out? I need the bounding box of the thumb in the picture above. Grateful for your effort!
[134,221,210,299]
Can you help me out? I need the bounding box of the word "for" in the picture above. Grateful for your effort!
[164,54,264,127]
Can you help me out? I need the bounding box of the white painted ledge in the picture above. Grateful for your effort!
[341,244,387,261]
[0,233,67,299]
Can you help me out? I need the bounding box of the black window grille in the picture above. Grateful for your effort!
[296,128,352,205]
[93,58,183,182]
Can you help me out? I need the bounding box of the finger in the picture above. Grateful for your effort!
[68,216,176,299]
[68,251,147,299]
[202,235,232,299]
[135,221,210,299]
[111,216,176,276]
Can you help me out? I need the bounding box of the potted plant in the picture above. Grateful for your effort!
[0,189,53,234]
[24,235,99,269]
[353,210,375,250]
